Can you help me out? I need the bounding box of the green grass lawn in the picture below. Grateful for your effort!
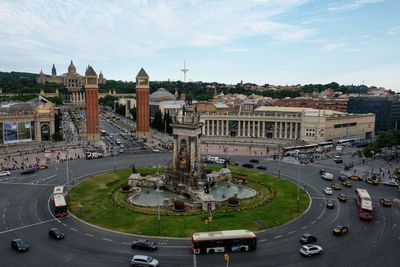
[67,167,309,237]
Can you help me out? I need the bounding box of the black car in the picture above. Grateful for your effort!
[131,239,158,251]
[249,159,259,164]
[319,169,326,174]
[20,167,37,175]
[300,233,317,244]
[48,227,65,240]
[256,165,267,170]
[338,175,348,182]
[242,163,254,168]
[11,239,29,252]
[326,200,335,209]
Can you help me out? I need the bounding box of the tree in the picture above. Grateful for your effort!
[129,107,136,121]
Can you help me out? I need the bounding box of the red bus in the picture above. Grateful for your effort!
[355,188,373,221]
[192,229,257,254]
[53,186,68,218]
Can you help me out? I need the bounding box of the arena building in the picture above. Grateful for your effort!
[0,96,55,145]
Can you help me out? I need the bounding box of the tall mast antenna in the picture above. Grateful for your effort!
[181,60,189,82]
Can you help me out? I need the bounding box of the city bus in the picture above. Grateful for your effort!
[192,229,257,254]
[337,138,361,147]
[53,186,68,218]
[355,188,373,221]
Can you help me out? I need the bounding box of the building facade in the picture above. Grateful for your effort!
[273,98,348,112]
[135,68,150,140]
[149,88,177,118]
[85,66,100,141]
[193,106,374,145]
[0,97,55,145]
[347,96,400,132]
[36,61,106,105]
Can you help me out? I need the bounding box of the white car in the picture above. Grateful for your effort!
[322,172,334,181]
[130,255,159,267]
[152,148,160,153]
[323,187,333,195]
[0,171,11,177]
[300,244,323,256]
[215,158,226,164]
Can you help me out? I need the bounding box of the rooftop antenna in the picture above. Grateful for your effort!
[181,60,189,82]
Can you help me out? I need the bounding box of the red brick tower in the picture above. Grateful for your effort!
[136,68,150,140]
[85,65,100,141]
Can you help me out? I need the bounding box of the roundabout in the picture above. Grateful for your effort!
[0,152,399,267]
[67,166,309,237]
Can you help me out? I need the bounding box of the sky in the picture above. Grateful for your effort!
[0,0,399,90]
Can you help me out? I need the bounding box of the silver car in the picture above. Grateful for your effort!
[130,255,159,267]
[300,244,323,256]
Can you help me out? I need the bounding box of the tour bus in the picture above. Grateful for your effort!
[337,138,361,147]
[53,186,68,218]
[355,188,373,221]
[192,229,257,254]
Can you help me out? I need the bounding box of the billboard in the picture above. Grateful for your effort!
[3,121,32,144]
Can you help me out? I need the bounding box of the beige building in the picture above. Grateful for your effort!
[193,106,374,145]
[36,61,106,105]
[0,96,55,144]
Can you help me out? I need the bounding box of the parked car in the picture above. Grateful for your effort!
[331,183,341,190]
[130,255,159,267]
[131,239,158,251]
[350,175,361,181]
[0,170,11,176]
[342,181,352,188]
[319,169,326,174]
[332,225,349,236]
[323,187,333,195]
[256,165,267,170]
[380,198,392,207]
[322,173,334,181]
[227,160,239,166]
[344,164,352,170]
[326,200,335,209]
[338,193,347,202]
[338,175,348,182]
[20,167,37,175]
[152,148,160,153]
[11,239,29,252]
[242,163,254,169]
[299,245,323,257]
[383,181,399,187]
[366,178,374,185]
[48,228,65,240]
[215,158,226,164]
[249,159,259,164]
[300,233,317,244]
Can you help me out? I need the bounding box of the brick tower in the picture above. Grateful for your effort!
[85,65,100,141]
[135,68,150,140]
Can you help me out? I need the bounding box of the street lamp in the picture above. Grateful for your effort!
[113,147,117,173]
[157,164,161,235]
[297,163,301,212]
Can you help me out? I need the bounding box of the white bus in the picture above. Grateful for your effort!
[192,229,257,254]
[53,186,67,218]
[355,188,373,221]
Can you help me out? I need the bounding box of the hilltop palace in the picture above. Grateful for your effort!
[36,60,106,105]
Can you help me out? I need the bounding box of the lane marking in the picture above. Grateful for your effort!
[70,227,78,232]
[0,182,55,187]
[102,237,113,242]
[160,245,192,248]
[0,218,56,235]
[310,220,316,225]
[122,241,131,245]
[288,231,296,235]
[85,233,94,237]
[273,235,282,239]
[259,239,267,243]
[34,200,42,223]
[193,254,197,267]
[301,226,308,230]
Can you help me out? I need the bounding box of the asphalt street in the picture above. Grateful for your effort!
[0,152,399,266]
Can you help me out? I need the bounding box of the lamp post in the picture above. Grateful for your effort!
[297,163,301,212]
[113,148,117,173]
[157,164,161,235]
[66,149,70,185]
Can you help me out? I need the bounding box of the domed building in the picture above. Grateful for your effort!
[36,60,107,105]
[149,88,177,117]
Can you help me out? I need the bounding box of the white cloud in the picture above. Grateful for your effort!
[0,0,313,70]
[328,0,384,12]
[322,43,346,51]
[222,48,249,53]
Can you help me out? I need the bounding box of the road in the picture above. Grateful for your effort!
[0,152,399,266]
